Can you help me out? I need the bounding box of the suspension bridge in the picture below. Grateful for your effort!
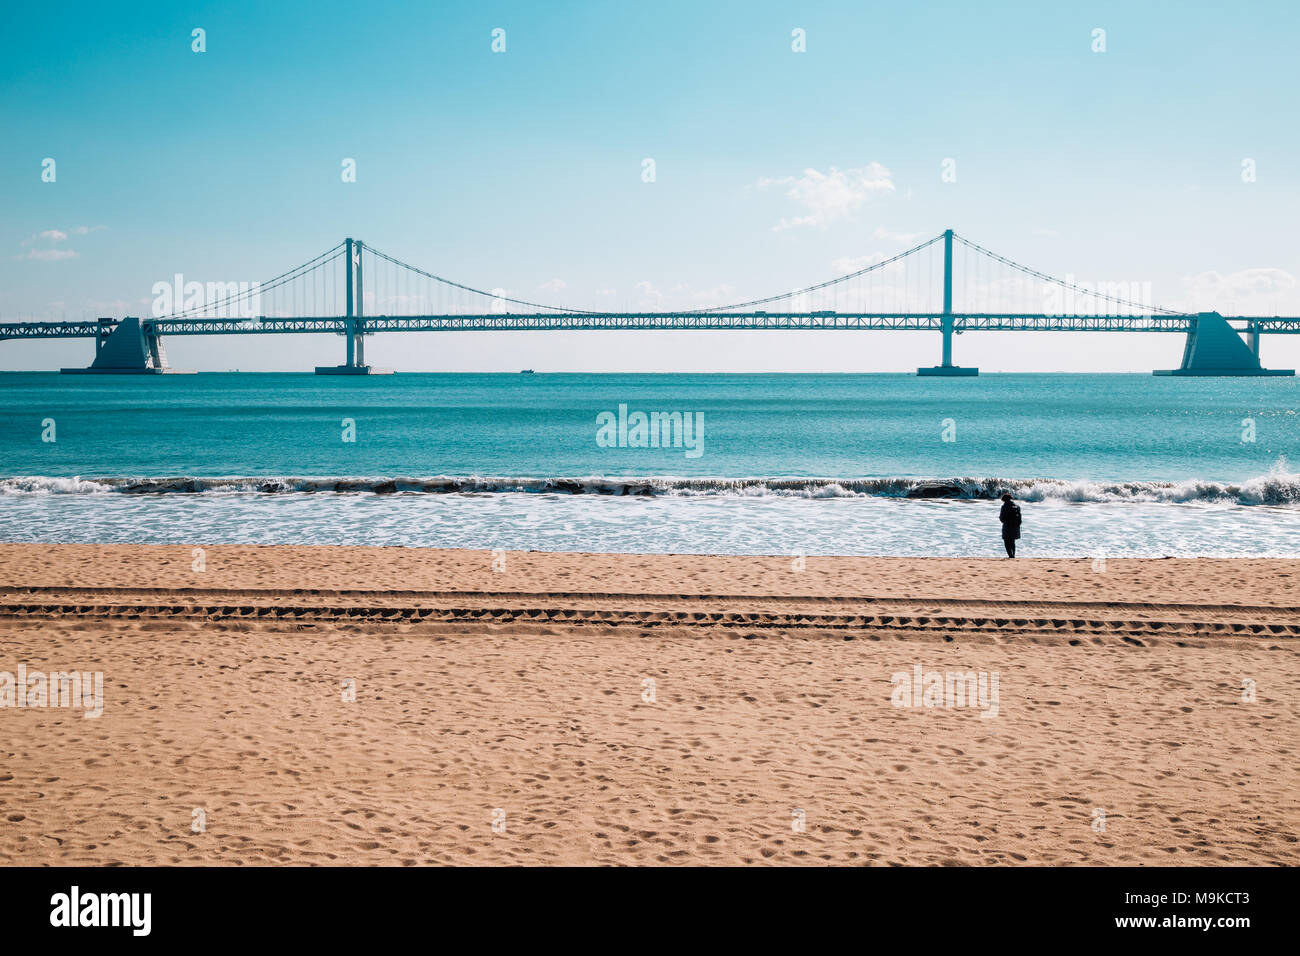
[3,230,1295,376]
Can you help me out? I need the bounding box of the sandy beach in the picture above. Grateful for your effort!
[0,542,1296,866]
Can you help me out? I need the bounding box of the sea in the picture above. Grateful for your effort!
[2,371,1299,557]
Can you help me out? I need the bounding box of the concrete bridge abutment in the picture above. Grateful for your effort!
[1154,312,1293,376]
[60,317,191,374]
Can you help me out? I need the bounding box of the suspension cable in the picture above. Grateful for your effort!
[952,233,1186,315]
[158,242,348,320]
[364,245,604,314]
[697,232,946,313]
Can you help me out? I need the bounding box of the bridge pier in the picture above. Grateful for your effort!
[316,238,392,375]
[917,229,978,376]
[1154,312,1293,376]
[60,317,191,374]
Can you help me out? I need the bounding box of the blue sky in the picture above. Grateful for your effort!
[2,0,1299,371]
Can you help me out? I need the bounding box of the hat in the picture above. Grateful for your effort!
[1000,492,1013,501]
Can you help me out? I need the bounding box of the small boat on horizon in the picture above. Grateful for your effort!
[520,369,535,374]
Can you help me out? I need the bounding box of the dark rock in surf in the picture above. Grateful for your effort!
[906,482,965,499]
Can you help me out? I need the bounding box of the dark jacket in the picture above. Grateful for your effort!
[999,501,1022,539]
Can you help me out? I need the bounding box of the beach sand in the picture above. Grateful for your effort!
[0,542,1296,866]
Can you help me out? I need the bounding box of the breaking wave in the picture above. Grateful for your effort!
[4,466,1300,505]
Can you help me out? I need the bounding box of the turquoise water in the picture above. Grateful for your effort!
[2,372,1299,556]
[3,372,1296,479]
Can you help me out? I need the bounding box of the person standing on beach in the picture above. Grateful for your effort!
[999,493,1022,558]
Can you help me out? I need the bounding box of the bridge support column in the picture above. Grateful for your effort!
[1154,312,1293,376]
[316,238,392,375]
[95,317,113,355]
[146,327,167,369]
[345,237,355,366]
[355,241,365,367]
[61,317,191,374]
[918,229,978,376]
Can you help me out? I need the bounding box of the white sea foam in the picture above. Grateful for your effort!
[5,488,1300,557]
[3,465,1300,505]
[0,476,114,495]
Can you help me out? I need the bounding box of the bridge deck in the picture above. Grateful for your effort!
[6,312,1300,340]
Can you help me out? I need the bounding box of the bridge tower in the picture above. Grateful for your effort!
[316,237,392,375]
[917,229,978,377]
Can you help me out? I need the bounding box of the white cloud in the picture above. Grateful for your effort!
[1181,267,1297,312]
[668,283,738,307]
[871,226,923,244]
[86,298,133,312]
[23,225,104,245]
[758,163,895,231]
[16,225,104,260]
[1032,227,1060,238]
[633,281,663,305]
[538,278,567,293]
[831,252,892,273]
[772,215,818,232]
[1186,267,1295,298]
